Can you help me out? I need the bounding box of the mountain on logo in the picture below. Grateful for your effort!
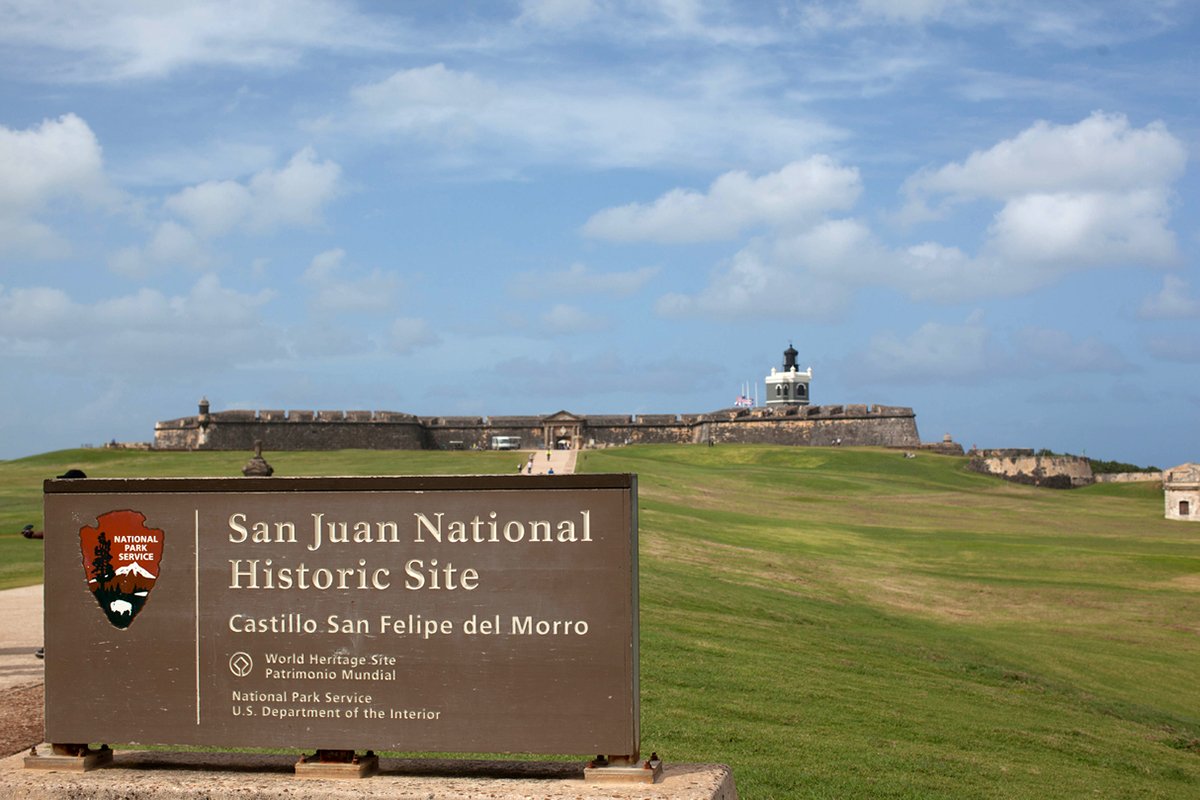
[115,561,156,580]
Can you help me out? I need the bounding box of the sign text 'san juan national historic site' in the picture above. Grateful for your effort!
[43,474,639,756]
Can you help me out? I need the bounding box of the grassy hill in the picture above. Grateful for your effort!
[2,445,1197,798]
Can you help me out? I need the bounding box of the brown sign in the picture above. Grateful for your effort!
[43,474,638,756]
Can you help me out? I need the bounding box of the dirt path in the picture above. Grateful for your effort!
[0,684,42,757]
[0,584,45,757]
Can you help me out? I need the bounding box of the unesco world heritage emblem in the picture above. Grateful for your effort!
[78,510,164,629]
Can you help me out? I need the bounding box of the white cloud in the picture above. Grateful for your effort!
[164,181,254,238]
[515,0,778,45]
[584,157,861,242]
[110,148,342,277]
[165,147,341,237]
[510,263,658,298]
[857,314,992,383]
[0,274,281,368]
[985,189,1177,267]
[1145,336,1200,364]
[517,0,601,29]
[0,0,400,82]
[0,285,75,340]
[488,350,723,397]
[658,112,1190,320]
[897,113,1186,293]
[117,140,277,189]
[0,113,117,258]
[246,148,342,230]
[108,221,209,277]
[1138,275,1200,320]
[904,112,1185,204]
[1011,327,1129,372]
[303,248,346,283]
[850,317,1130,386]
[856,0,964,23]
[657,222,872,319]
[301,249,400,314]
[347,63,840,172]
[802,1,1177,48]
[893,242,989,301]
[540,304,607,334]
[387,317,438,355]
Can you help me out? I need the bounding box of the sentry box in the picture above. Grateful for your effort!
[40,474,641,774]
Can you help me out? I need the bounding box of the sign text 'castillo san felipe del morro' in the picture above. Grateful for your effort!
[42,474,640,765]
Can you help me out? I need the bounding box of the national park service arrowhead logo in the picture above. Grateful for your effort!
[79,510,164,629]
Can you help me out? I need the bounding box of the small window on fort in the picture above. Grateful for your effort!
[775,385,782,397]
[1181,500,1191,516]
[797,385,807,397]
[782,385,789,397]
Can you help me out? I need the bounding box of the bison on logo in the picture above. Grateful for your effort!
[79,510,164,629]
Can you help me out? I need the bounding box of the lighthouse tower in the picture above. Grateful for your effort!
[765,343,812,406]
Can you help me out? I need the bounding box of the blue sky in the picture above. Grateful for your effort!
[1,1,1197,467]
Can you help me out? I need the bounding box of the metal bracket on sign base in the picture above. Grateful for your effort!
[584,752,663,784]
[24,743,113,772]
[295,748,378,778]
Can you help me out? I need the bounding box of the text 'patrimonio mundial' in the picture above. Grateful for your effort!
[225,510,593,592]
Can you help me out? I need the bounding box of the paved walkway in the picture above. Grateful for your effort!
[0,585,43,691]
[515,448,577,476]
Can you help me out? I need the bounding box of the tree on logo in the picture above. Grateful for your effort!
[91,531,115,588]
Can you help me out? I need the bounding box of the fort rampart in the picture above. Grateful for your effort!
[966,449,1094,488]
[1093,471,1163,484]
[154,403,923,452]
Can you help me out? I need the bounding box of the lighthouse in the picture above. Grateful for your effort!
[765,343,812,406]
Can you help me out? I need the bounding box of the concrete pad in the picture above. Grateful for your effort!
[1,749,738,799]
[0,585,44,691]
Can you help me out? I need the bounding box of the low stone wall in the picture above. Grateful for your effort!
[1094,472,1163,484]
[967,453,1094,489]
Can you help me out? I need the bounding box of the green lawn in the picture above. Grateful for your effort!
[3,445,1197,798]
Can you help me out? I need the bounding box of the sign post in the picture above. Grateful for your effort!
[35,474,647,781]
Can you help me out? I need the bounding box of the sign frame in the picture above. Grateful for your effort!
[42,473,639,760]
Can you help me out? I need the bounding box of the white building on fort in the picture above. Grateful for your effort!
[765,343,812,407]
[1164,463,1199,522]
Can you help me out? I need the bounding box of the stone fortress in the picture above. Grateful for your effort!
[155,345,956,454]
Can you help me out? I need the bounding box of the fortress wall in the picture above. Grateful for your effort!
[423,426,488,450]
[968,454,1094,488]
[155,411,426,451]
[586,422,692,447]
[154,418,202,449]
[203,420,426,451]
[707,413,920,447]
[421,417,489,451]
[154,404,923,452]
